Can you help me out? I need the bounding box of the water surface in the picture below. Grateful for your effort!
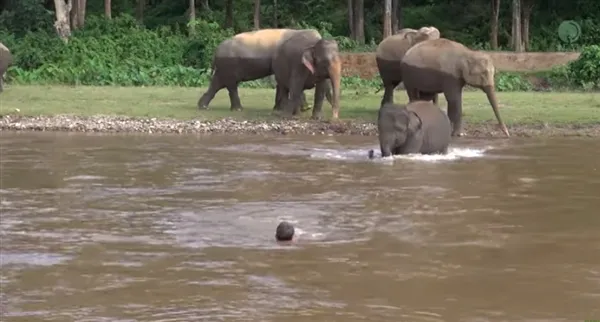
[1,132,599,321]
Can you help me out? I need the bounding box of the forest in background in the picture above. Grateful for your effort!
[0,0,599,90]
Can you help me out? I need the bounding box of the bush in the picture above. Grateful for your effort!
[565,45,600,89]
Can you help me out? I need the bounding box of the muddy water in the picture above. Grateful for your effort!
[1,132,599,321]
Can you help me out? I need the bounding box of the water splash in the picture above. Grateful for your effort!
[310,146,491,163]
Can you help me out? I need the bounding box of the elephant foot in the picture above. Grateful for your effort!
[451,131,466,137]
[230,106,244,112]
[197,103,209,110]
[310,114,323,121]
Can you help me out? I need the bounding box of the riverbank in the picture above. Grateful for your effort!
[1,86,599,137]
[4,114,600,138]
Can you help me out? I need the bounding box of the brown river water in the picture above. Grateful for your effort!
[1,131,599,322]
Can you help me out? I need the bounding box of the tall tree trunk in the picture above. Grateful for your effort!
[53,0,72,42]
[383,0,392,38]
[253,0,260,30]
[200,0,210,11]
[511,0,523,52]
[224,0,233,29]
[391,0,398,33]
[490,0,500,50]
[521,0,534,51]
[68,0,85,30]
[188,0,195,34]
[104,0,111,19]
[396,0,403,30]
[136,0,144,23]
[353,0,364,44]
[273,0,277,27]
[348,0,354,40]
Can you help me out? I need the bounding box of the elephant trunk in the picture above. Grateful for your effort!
[328,57,342,119]
[483,85,510,137]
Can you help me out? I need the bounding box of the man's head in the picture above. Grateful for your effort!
[275,221,295,242]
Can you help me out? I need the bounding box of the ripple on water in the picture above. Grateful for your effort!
[0,252,72,267]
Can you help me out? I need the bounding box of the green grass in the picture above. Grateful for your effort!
[1,85,600,125]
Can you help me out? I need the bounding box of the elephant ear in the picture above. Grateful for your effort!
[301,48,315,74]
[407,111,423,134]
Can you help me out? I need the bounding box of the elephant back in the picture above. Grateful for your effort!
[401,38,472,75]
[376,26,440,61]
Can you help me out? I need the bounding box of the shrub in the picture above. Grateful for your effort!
[565,45,600,89]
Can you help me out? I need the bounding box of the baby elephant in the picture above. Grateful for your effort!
[369,101,451,159]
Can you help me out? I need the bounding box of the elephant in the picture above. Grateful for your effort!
[375,26,441,107]
[368,101,451,159]
[272,32,342,120]
[0,42,13,93]
[196,28,332,112]
[400,38,510,137]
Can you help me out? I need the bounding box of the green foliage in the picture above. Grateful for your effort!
[495,72,533,92]
[564,45,600,89]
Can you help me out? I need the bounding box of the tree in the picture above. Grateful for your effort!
[490,0,500,50]
[136,0,144,22]
[253,0,260,30]
[383,0,392,38]
[521,0,535,51]
[353,0,364,44]
[511,0,523,52]
[392,0,401,33]
[53,0,72,42]
[104,0,111,19]
[224,0,233,29]
[70,0,86,29]
[347,0,354,39]
[273,0,277,27]
[188,0,195,34]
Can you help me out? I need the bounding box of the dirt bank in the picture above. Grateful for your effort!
[2,114,599,138]
[340,51,581,78]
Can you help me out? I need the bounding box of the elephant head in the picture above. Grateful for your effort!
[371,104,423,158]
[460,52,510,137]
[301,39,342,119]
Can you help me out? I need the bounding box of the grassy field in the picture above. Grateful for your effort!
[1,85,599,125]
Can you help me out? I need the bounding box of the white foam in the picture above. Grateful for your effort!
[309,146,491,163]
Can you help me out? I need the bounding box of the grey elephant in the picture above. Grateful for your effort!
[368,101,451,159]
[375,26,440,107]
[400,38,510,137]
[196,28,331,111]
[0,42,13,93]
[272,32,342,120]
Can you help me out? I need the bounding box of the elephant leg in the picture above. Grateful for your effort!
[227,84,243,111]
[273,84,285,111]
[380,133,395,158]
[433,93,439,105]
[445,89,464,137]
[406,87,419,103]
[197,76,225,109]
[311,81,327,120]
[282,80,304,117]
[380,82,398,107]
[300,92,312,112]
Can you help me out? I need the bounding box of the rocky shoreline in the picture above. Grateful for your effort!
[1,114,600,137]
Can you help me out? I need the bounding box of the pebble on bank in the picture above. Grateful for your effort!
[0,115,378,136]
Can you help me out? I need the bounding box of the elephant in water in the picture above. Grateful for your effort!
[0,42,12,93]
[400,38,510,137]
[272,32,342,120]
[375,26,440,107]
[368,101,451,159]
[196,28,332,112]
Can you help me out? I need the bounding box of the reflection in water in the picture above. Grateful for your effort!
[1,132,600,321]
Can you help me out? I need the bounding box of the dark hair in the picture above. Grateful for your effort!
[275,221,295,241]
